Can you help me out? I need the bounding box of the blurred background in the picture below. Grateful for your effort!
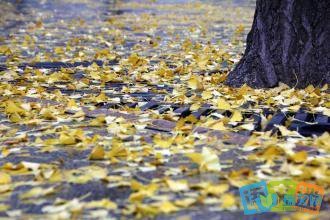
[0,0,256,65]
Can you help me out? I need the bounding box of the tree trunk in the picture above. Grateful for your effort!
[225,0,330,88]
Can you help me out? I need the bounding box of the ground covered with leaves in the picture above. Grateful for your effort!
[0,0,329,219]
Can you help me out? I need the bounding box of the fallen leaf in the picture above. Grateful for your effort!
[89,146,105,160]
[59,132,77,145]
[20,187,55,199]
[157,201,179,214]
[186,147,221,172]
[166,179,189,192]
[85,199,117,209]
[230,110,243,122]
[220,193,236,209]
[217,98,231,110]
[187,75,203,90]
[290,151,308,163]
[0,172,11,185]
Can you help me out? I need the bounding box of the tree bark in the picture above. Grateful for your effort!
[225,0,330,88]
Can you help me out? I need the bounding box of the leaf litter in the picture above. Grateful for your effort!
[0,0,329,219]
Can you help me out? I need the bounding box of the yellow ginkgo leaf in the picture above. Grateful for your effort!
[290,151,307,163]
[47,170,63,183]
[54,47,64,54]
[201,90,213,100]
[201,147,221,171]
[323,108,330,117]
[95,92,108,103]
[107,142,128,158]
[205,184,229,196]
[9,112,22,123]
[157,201,179,214]
[85,199,117,209]
[89,146,105,160]
[135,204,158,216]
[186,152,203,165]
[129,184,158,203]
[67,99,77,108]
[20,187,55,199]
[153,135,173,148]
[187,75,204,90]
[276,125,301,136]
[174,198,196,208]
[211,121,227,131]
[230,110,243,122]
[5,101,25,115]
[72,110,85,118]
[220,193,236,209]
[0,172,11,185]
[0,204,9,212]
[244,134,261,147]
[313,132,330,151]
[166,179,189,192]
[59,132,76,145]
[190,103,201,111]
[89,116,106,126]
[64,166,107,184]
[127,53,147,67]
[40,108,56,120]
[90,71,101,80]
[187,147,221,172]
[217,98,231,110]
